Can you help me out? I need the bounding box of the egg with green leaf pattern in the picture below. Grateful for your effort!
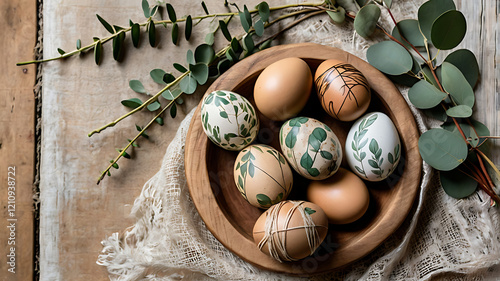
[234,144,293,209]
[201,90,259,151]
[279,117,342,180]
[345,112,401,181]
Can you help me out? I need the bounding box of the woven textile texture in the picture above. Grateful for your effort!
[97,0,500,280]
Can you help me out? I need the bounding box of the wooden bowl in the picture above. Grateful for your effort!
[185,43,421,275]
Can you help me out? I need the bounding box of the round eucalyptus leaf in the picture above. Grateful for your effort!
[147,101,161,111]
[440,170,477,199]
[150,69,167,84]
[392,19,425,48]
[441,119,489,148]
[388,73,420,87]
[129,80,147,94]
[189,63,209,85]
[194,44,215,64]
[366,41,413,75]
[444,49,479,88]
[383,0,392,8]
[254,19,265,37]
[418,128,468,171]
[163,73,175,84]
[446,105,472,118]
[337,0,357,12]
[156,117,164,126]
[431,10,466,50]
[327,7,346,24]
[186,50,195,65]
[354,4,381,38]
[408,80,447,109]
[205,33,215,45]
[180,74,197,94]
[417,0,455,42]
[161,90,175,100]
[441,62,475,107]
[258,1,270,23]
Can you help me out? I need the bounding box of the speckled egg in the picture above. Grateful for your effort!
[254,57,313,121]
[279,117,342,180]
[233,144,293,209]
[314,59,371,121]
[345,112,401,181]
[201,90,259,151]
[252,200,329,262]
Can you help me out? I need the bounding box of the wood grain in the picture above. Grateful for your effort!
[185,43,422,274]
[0,0,37,280]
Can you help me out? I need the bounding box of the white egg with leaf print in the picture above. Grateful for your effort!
[201,90,259,151]
[345,112,401,181]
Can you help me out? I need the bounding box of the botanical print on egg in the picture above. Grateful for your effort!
[280,117,342,180]
[234,144,293,208]
[347,112,401,181]
[201,90,259,151]
[314,60,371,121]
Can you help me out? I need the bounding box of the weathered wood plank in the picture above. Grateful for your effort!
[0,0,37,280]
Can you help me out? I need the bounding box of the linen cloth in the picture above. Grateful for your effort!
[96,1,500,280]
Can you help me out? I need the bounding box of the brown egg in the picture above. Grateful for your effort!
[307,168,370,224]
[254,57,313,121]
[252,201,328,262]
[314,59,371,121]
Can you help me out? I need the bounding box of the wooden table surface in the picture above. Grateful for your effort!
[0,0,498,280]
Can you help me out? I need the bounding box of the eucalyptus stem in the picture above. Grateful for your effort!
[96,92,182,184]
[88,71,189,137]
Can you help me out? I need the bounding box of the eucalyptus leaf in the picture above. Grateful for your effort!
[112,31,125,61]
[258,2,270,22]
[161,89,175,100]
[254,19,265,37]
[353,4,381,38]
[417,0,455,42]
[150,69,167,84]
[242,34,254,52]
[173,63,188,73]
[421,65,440,88]
[442,119,490,148]
[392,19,425,48]
[163,73,175,84]
[431,10,466,50]
[121,98,143,109]
[418,128,468,171]
[131,23,140,47]
[156,117,164,125]
[180,74,197,94]
[239,5,252,32]
[148,20,156,47]
[172,23,179,45]
[76,39,81,50]
[58,48,65,55]
[166,3,177,22]
[226,47,238,63]
[201,1,209,15]
[383,0,392,8]
[186,50,195,65]
[366,41,413,75]
[388,73,420,87]
[326,7,346,24]
[446,105,472,118]
[190,63,209,85]
[142,0,150,18]
[129,80,147,94]
[185,15,192,40]
[147,101,161,111]
[195,44,215,64]
[441,62,475,107]
[259,38,273,50]
[96,14,115,34]
[231,37,241,52]
[94,40,102,65]
[336,0,357,12]
[205,33,215,45]
[423,106,448,122]
[150,5,158,17]
[444,49,479,88]
[217,59,232,75]
[219,20,232,41]
[170,103,177,118]
[408,80,447,109]
[440,170,477,199]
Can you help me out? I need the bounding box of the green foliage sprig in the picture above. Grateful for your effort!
[347,0,499,203]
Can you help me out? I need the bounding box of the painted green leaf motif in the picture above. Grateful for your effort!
[285,127,299,149]
[355,166,365,175]
[305,207,316,215]
[368,159,379,168]
[312,128,327,142]
[257,194,272,206]
[308,168,320,177]
[369,139,379,155]
[248,162,255,177]
[309,135,321,152]
[300,153,313,169]
[360,152,366,160]
[388,153,394,164]
[320,151,333,160]
[220,111,228,118]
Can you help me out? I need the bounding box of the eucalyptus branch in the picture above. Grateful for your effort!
[88,71,189,137]
[96,92,182,184]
